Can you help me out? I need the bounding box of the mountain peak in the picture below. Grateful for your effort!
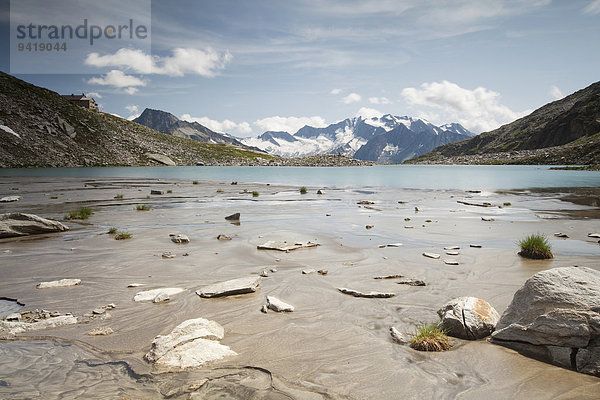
[133,108,179,133]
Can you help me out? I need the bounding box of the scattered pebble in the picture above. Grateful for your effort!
[302,269,317,275]
[444,259,459,265]
[444,246,460,250]
[390,327,409,344]
[445,251,460,256]
[162,252,176,259]
[423,252,440,259]
[317,269,328,276]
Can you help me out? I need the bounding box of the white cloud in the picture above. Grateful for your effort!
[401,80,530,133]
[584,0,600,14]
[549,85,564,100]
[254,116,327,134]
[85,47,232,77]
[180,114,253,136]
[330,88,342,95]
[88,70,146,95]
[124,87,138,95]
[368,96,391,104]
[342,92,361,104]
[86,91,102,99]
[356,107,383,119]
[125,105,140,120]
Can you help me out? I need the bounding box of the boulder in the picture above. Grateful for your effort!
[144,318,236,369]
[37,278,81,289]
[438,297,500,340]
[196,276,261,298]
[0,213,69,238]
[134,288,185,302]
[145,153,176,166]
[491,266,600,377]
[266,296,294,312]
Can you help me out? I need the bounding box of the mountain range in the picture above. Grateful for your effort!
[241,115,474,163]
[409,80,600,165]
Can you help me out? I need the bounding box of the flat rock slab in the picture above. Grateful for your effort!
[397,279,426,286]
[0,212,69,238]
[88,326,114,336]
[37,278,81,289]
[390,327,409,344]
[445,251,460,256]
[225,213,240,221]
[257,240,319,252]
[0,196,21,202]
[196,276,261,298]
[444,246,460,250]
[439,296,500,340]
[481,217,495,221]
[423,252,441,259]
[134,288,185,302]
[145,318,236,370]
[266,296,294,312]
[444,259,459,265]
[374,274,404,280]
[338,287,395,298]
[470,244,482,248]
[554,232,569,238]
[0,315,77,336]
[588,233,600,239]
[145,153,176,166]
[457,200,492,207]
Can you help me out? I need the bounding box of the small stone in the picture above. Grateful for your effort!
[0,196,21,202]
[162,252,176,259]
[444,259,459,265]
[92,308,105,315]
[266,296,294,312]
[217,234,232,241]
[134,288,185,302]
[170,234,190,244]
[127,283,145,288]
[390,327,409,344]
[37,278,81,289]
[357,201,374,205]
[153,292,170,303]
[196,277,261,298]
[423,252,440,259]
[182,253,189,256]
[387,243,402,247]
[470,244,482,248]
[397,279,426,286]
[404,218,411,221]
[150,190,164,195]
[6,313,20,321]
[260,305,268,313]
[88,326,114,336]
[481,216,495,222]
[444,246,460,250]
[260,270,269,277]
[338,287,395,298]
[270,268,277,273]
[302,269,317,275]
[106,303,116,309]
[587,233,600,238]
[317,269,328,275]
[317,190,324,195]
[554,232,569,238]
[365,225,374,230]
[225,213,240,221]
[414,207,419,212]
[373,274,404,280]
[404,226,414,229]
[446,251,460,256]
[378,244,386,248]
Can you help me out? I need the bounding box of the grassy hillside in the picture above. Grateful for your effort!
[0,71,275,167]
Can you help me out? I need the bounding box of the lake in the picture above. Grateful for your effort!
[0,165,599,190]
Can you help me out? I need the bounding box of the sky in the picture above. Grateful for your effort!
[1,0,599,137]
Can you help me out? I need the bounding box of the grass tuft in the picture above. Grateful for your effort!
[252,191,259,197]
[409,322,452,352]
[114,231,132,240]
[66,207,93,220]
[108,227,117,234]
[300,186,307,194]
[114,194,124,199]
[503,202,511,206]
[518,233,553,259]
[135,204,151,211]
[192,180,199,185]
[167,189,172,194]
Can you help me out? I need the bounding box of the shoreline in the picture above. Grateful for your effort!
[1,176,599,399]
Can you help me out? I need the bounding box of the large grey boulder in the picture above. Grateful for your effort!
[491,266,600,377]
[144,318,236,369]
[196,276,261,298]
[438,297,500,340]
[0,213,69,238]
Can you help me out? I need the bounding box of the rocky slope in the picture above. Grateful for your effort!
[409,80,600,165]
[242,115,473,162]
[0,71,275,167]
[133,108,249,147]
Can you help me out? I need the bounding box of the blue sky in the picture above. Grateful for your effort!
[2,0,599,136]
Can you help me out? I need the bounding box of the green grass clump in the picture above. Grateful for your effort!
[192,180,199,185]
[409,322,452,352]
[114,231,132,240]
[167,189,172,194]
[503,202,511,206]
[300,187,307,194]
[114,194,124,199]
[66,207,93,220]
[136,204,151,211]
[518,234,553,259]
[252,191,259,197]
[108,227,117,234]
[50,196,58,199]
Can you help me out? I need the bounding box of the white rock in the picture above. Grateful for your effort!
[266,296,294,312]
[588,233,600,239]
[257,240,319,252]
[37,278,81,289]
[260,305,268,313]
[390,327,409,344]
[554,232,569,238]
[196,277,261,298]
[0,315,77,336]
[444,259,459,265]
[338,287,395,298]
[445,251,460,256]
[0,196,21,202]
[127,283,145,288]
[444,246,460,250]
[470,244,482,248]
[439,296,500,340]
[387,243,403,247]
[422,252,440,259]
[92,308,105,315]
[88,326,114,336]
[260,270,269,277]
[144,318,236,369]
[481,216,495,221]
[134,288,185,302]
[171,234,190,244]
[302,269,316,275]
[1,212,69,238]
[162,252,176,259]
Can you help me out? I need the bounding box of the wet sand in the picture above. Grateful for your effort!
[1,176,599,399]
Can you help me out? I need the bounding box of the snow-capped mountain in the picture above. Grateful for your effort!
[241,114,474,162]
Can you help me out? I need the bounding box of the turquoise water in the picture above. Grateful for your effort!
[0,165,599,190]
